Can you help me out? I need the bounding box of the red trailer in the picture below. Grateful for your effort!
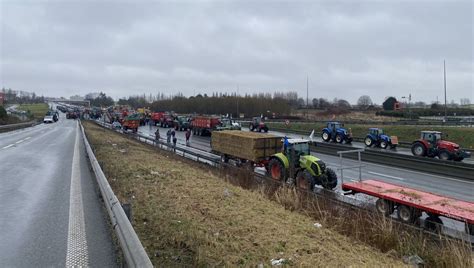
[151,112,173,127]
[191,115,221,136]
[342,179,474,234]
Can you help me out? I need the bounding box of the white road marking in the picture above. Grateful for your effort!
[368,171,405,181]
[24,137,31,140]
[2,144,15,149]
[15,139,24,144]
[66,125,89,266]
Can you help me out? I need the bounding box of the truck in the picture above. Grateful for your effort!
[122,114,140,133]
[411,131,471,161]
[364,128,398,149]
[321,122,352,144]
[173,115,191,131]
[216,117,241,131]
[151,112,174,127]
[211,131,337,190]
[342,179,474,234]
[249,117,268,132]
[191,115,221,136]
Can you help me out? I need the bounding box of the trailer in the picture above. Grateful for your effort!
[342,180,474,234]
[191,115,221,136]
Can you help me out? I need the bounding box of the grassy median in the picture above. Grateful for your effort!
[83,121,472,267]
[18,103,49,120]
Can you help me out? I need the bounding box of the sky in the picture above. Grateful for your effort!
[1,0,473,104]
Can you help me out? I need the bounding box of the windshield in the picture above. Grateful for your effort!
[434,133,442,140]
[290,143,310,155]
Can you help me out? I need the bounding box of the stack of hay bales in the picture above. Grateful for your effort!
[212,130,282,162]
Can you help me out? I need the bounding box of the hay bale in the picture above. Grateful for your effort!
[212,131,282,162]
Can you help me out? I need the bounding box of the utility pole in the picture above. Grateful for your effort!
[306,75,309,120]
[444,60,447,120]
[237,84,239,118]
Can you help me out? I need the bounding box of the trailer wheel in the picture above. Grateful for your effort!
[424,216,443,232]
[466,223,474,235]
[397,205,419,224]
[375,199,394,216]
[296,170,314,191]
[268,158,286,182]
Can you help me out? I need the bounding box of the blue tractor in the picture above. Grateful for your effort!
[321,122,353,144]
[364,128,398,149]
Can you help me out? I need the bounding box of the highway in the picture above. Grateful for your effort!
[0,113,117,266]
[137,124,474,203]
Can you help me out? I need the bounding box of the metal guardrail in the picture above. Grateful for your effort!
[311,142,474,181]
[79,121,153,268]
[0,120,37,130]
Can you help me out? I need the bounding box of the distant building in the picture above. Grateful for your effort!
[70,95,85,101]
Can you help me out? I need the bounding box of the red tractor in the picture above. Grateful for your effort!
[411,131,471,161]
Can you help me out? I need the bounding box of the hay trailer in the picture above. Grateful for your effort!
[211,131,338,190]
[337,148,474,234]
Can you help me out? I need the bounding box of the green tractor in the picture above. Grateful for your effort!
[267,138,337,190]
[173,115,190,131]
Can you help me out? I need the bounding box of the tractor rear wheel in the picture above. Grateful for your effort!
[364,137,373,147]
[268,158,287,182]
[438,150,452,161]
[375,199,394,216]
[380,141,388,149]
[411,143,426,157]
[321,168,338,190]
[296,170,314,191]
[321,132,330,142]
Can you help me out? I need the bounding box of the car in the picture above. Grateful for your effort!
[112,121,122,129]
[43,115,54,123]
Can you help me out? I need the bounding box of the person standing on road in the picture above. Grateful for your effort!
[172,136,177,152]
[185,128,191,146]
[166,129,172,143]
[155,129,160,141]
[171,129,176,138]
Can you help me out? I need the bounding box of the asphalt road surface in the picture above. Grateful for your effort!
[0,113,117,267]
[138,125,474,202]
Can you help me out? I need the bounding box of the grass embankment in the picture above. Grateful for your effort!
[269,122,474,149]
[18,103,49,120]
[83,121,403,266]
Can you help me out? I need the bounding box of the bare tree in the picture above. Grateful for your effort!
[357,95,373,108]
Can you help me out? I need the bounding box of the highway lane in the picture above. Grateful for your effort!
[0,113,117,267]
[138,125,474,202]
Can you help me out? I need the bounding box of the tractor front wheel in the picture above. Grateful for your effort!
[335,134,343,143]
[268,158,287,182]
[321,168,338,190]
[438,150,452,161]
[380,140,388,149]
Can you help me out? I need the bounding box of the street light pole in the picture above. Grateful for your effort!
[444,60,447,120]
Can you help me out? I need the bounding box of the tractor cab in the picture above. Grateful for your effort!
[421,131,442,146]
[328,122,343,130]
[284,139,310,156]
[369,128,383,136]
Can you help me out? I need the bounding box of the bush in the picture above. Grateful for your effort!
[0,106,7,119]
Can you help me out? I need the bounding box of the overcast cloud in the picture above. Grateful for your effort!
[1,0,472,104]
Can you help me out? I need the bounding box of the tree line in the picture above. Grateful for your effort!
[1,88,45,104]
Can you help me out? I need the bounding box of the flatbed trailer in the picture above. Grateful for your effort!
[342,179,474,234]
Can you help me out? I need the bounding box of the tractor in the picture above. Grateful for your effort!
[173,115,190,131]
[321,122,353,144]
[364,128,398,149]
[249,117,268,132]
[267,138,338,190]
[411,131,471,161]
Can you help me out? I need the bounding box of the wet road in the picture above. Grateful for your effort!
[138,124,474,202]
[0,113,117,267]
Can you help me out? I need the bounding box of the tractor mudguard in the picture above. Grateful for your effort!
[380,134,391,142]
[322,128,331,134]
[299,155,322,177]
[271,153,289,169]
